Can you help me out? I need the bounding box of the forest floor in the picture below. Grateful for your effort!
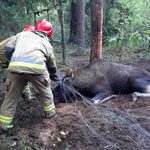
[0,53,150,150]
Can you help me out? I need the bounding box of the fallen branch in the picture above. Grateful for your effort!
[98,95,118,104]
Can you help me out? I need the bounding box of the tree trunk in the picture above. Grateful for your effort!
[33,13,36,24]
[58,0,67,64]
[90,0,103,62]
[70,0,85,52]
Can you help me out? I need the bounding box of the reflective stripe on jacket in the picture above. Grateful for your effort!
[7,31,57,75]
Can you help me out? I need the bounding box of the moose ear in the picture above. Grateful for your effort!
[66,69,75,78]
[66,69,74,77]
[62,69,75,81]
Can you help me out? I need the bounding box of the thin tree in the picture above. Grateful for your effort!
[90,0,103,62]
[58,0,67,64]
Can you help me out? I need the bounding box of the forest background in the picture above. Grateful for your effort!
[0,1,150,149]
[0,0,149,62]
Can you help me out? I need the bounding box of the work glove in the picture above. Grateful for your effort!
[50,74,60,82]
[5,47,14,61]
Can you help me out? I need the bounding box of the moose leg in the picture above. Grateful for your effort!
[91,92,112,104]
[132,91,150,102]
[131,78,150,102]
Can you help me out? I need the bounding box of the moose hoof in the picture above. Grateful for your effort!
[93,99,100,105]
[132,92,138,102]
[90,98,100,105]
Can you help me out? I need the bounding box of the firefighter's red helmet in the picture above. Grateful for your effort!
[22,25,35,31]
[34,19,53,37]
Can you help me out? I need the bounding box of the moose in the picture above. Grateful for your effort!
[53,59,150,104]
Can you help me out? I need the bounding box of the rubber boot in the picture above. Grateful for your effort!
[44,110,56,119]
[0,127,15,136]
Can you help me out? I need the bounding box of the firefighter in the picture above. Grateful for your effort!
[0,25,35,100]
[0,19,58,135]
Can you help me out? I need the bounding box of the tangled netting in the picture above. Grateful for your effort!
[58,80,150,149]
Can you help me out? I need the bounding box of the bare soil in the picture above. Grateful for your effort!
[0,55,150,150]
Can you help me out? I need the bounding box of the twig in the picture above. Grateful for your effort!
[98,95,118,104]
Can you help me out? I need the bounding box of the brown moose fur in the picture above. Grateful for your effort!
[53,59,150,104]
